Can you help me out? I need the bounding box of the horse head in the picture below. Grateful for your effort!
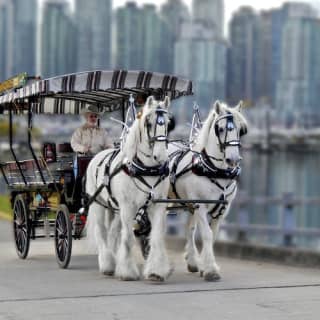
[194,100,248,169]
[123,95,170,164]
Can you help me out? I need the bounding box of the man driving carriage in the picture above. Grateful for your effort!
[71,105,112,155]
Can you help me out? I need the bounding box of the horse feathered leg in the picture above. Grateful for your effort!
[144,204,172,282]
[184,212,199,273]
[116,205,140,281]
[196,205,221,281]
[107,212,121,257]
[91,203,115,275]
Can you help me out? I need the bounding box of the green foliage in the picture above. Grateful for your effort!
[0,194,11,218]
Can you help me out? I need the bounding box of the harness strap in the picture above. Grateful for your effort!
[208,194,226,219]
[104,149,122,209]
[170,149,192,200]
[209,182,237,220]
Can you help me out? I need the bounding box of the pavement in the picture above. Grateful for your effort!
[0,219,320,320]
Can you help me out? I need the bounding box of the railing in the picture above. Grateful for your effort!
[223,192,320,247]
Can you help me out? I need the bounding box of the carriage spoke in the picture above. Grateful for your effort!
[57,239,65,259]
[20,231,26,251]
[16,230,22,249]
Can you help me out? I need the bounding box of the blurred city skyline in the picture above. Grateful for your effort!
[1,0,320,126]
[39,0,320,33]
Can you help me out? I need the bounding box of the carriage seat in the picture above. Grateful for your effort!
[75,155,93,177]
[57,142,73,154]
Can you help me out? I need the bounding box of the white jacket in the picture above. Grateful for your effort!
[71,125,112,154]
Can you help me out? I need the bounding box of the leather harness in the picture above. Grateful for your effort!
[170,148,240,219]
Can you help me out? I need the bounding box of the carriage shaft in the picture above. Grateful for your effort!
[152,199,228,204]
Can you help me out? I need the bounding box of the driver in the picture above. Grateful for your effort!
[71,105,112,154]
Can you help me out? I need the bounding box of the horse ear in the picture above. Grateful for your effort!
[146,96,154,109]
[213,100,221,115]
[235,100,243,112]
[163,96,170,109]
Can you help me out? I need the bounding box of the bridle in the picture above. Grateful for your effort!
[143,106,169,150]
[212,112,246,155]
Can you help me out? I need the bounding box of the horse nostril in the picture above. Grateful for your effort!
[153,155,158,161]
[226,158,232,165]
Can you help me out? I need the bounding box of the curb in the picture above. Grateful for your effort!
[166,237,320,268]
[215,241,320,268]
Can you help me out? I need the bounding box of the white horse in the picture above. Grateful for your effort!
[85,96,172,281]
[169,100,247,281]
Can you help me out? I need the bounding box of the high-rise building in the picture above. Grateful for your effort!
[254,10,273,104]
[12,0,37,77]
[276,17,320,124]
[192,0,224,37]
[175,22,227,109]
[0,0,36,81]
[40,0,76,78]
[75,0,112,71]
[141,4,163,72]
[274,2,318,123]
[282,2,317,18]
[227,6,259,105]
[116,2,143,69]
[160,0,190,73]
[0,0,13,81]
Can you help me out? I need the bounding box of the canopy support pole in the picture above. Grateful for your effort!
[28,104,46,184]
[9,107,27,185]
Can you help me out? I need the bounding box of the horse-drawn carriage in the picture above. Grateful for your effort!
[0,70,192,268]
[0,70,247,282]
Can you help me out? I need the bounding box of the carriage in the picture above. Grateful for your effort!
[0,70,193,269]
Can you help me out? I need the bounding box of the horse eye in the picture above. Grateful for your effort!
[219,127,224,134]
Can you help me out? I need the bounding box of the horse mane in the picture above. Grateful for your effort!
[122,100,160,161]
[193,107,217,152]
[123,119,140,162]
[193,102,248,152]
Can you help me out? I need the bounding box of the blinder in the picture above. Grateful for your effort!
[239,125,247,137]
[145,106,169,145]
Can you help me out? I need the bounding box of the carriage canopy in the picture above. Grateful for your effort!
[0,70,193,115]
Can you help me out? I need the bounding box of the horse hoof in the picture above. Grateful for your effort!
[103,270,115,276]
[204,272,221,282]
[187,264,199,273]
[148,273,164,282]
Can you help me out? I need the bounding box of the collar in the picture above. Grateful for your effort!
[123,157,169,178]
[192,150,241,180]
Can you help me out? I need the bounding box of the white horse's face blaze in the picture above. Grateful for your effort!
[142,96,170,163]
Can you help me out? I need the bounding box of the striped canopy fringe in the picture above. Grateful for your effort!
[0,70,193,115]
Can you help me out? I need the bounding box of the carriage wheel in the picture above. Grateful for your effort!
[54,205,72,269]
[13,194,31,259]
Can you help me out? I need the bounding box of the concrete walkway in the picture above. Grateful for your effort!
[0,220,319,320]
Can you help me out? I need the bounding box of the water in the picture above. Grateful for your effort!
[226,148,320,250]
